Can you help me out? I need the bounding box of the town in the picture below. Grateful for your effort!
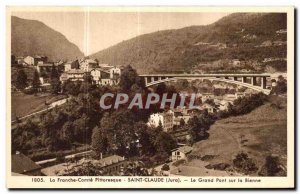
[11,53,287,177]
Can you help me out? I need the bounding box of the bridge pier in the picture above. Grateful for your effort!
[144,77,148,85]
[251,77,257,86]
[261,77,267,89]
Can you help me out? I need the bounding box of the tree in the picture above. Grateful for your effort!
[11,55,16,65]
[32,70,41,92]
[61,121,74,143]
[119,65,142,91]
[50,65,61,94]
[134,122,156,155]
[91,126,109,157]
[154,132,177,154]
[273,76,287,94]
[62,80,81,96]
[179,118,185,126]
[15,69,28,90]
[259,155,282,176]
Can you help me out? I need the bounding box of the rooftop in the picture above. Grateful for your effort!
[174,146,193,154]
[67,69,85,74]
[12,153,41,174]
[37,63,54,67]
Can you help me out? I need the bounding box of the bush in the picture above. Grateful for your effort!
[233,152,258,175]
[56,151,65,163]
[258,155,285,176]
[161,164,170,171]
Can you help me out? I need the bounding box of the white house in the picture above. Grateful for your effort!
[217,100,231,111]
[148,110,174,132]
[80,58,98,72]
[90,68,101,84]
[90,66,121,86]
[23,56,35,66]
[109,67,121,85]
[171,146,193,161]
[60,69,85,83]
[201,103,216,114]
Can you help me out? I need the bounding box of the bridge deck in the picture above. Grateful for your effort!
[139,74,271,77]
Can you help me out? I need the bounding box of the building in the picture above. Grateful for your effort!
[23,56,35,66]
[80,58,99,72]
[235,92,245,99]
[172,107,192,126]
[12,152,43,176]
[171,146,193,161]
[148,110,174,132]
[41,154,127,176]
[90,68,113,85]
[15,56,24,65]
[232,59,241,66]
[64,60,80,72]
[90,65,121,86]
[99,64,121,82]
[35,55,48,63]
[201,103,217,114]
[60,69,85,83]
[109,67,121,84]
[217,100,231,111]
[97,155,127,175]
[36,63,54,73]
[90,68,101,84]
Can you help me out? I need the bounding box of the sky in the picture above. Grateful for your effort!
[12,11,229,56]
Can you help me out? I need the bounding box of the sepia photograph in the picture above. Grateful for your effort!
[6,6,294,189]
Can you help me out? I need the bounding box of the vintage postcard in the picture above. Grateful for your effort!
[6,6,294,189]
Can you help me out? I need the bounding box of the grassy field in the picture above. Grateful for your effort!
[11,92,66,120]
[187,96,287,176]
